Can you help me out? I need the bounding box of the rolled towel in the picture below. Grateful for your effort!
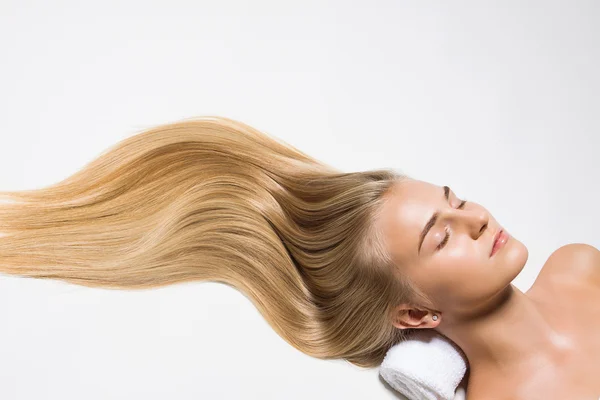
[379,329,469,400]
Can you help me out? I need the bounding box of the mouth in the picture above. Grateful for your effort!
[490,228,506,257]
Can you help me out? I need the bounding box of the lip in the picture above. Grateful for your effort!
[490,229,509,257]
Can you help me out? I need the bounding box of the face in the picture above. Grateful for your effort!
[379,178,528,328]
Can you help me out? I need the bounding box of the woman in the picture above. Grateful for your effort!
[0,116,597,399]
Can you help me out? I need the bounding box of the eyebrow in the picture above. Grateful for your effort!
[418,185,450,255]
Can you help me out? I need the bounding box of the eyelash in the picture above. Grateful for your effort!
[436,200,468,250]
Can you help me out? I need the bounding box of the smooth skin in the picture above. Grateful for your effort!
[378,178,600,399]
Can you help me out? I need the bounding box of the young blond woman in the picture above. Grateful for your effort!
[0,116,598,399]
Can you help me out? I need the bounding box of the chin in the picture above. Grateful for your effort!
[505,239,529,278]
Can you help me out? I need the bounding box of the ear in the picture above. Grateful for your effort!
[391,304,440,329]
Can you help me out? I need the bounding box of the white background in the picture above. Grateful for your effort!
[0,1,598,399]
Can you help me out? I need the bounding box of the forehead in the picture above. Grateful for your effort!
[380,179,442,264]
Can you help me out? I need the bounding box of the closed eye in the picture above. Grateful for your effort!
[436,200,467,250]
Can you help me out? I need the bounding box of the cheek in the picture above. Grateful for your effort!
[428,255,497,307]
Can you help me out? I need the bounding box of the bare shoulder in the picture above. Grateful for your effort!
[534,243,600,292]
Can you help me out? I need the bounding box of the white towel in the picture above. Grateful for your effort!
[379,329,468,400]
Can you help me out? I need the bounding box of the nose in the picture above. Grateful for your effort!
[445,208,489,238]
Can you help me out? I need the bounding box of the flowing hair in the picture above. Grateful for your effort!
[0,116,427,368]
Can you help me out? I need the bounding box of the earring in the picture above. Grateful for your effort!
[432,314,438,321]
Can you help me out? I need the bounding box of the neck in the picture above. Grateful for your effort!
[435,284,573,374]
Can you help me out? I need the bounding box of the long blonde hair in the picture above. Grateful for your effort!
[0,116,426,368]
